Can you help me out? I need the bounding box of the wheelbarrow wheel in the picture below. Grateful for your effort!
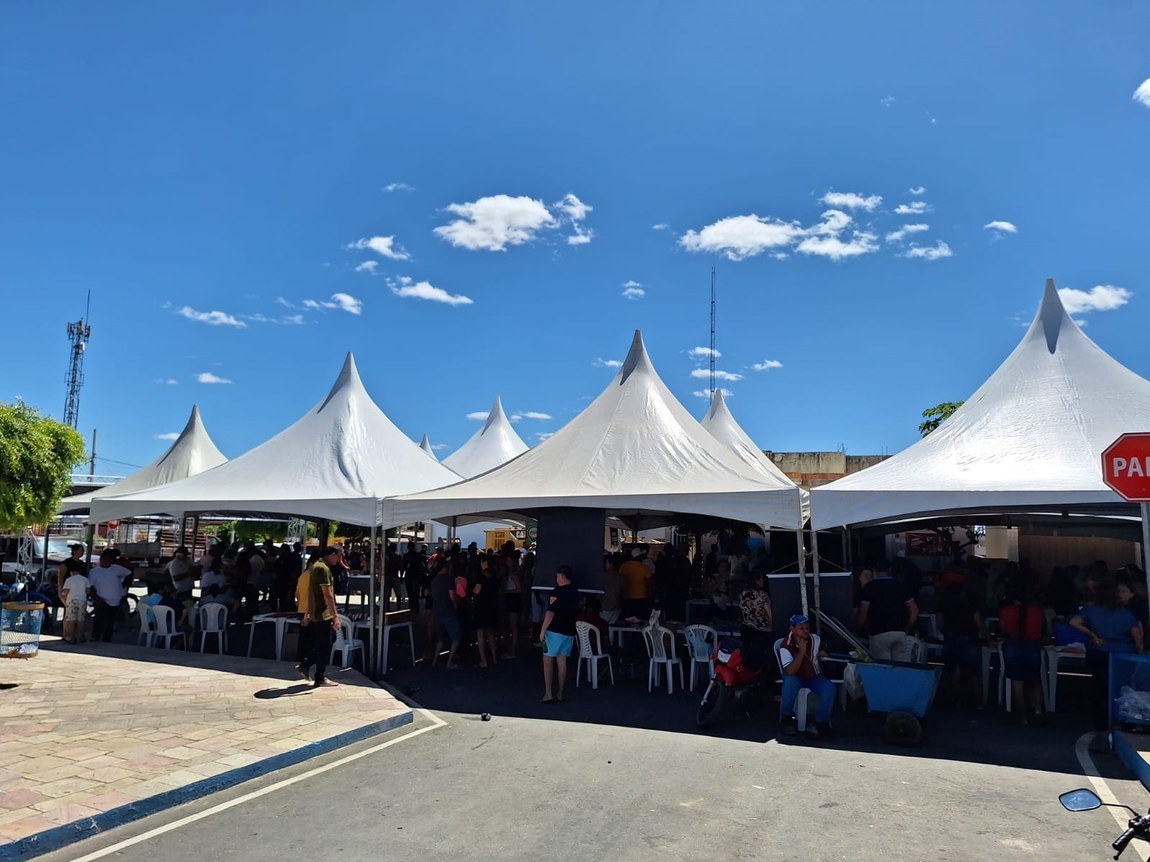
[883,711,923,746]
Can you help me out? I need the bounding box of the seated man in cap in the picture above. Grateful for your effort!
[778,614,837,739]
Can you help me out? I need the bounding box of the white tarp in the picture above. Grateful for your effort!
[382,331,804,530]
[419,434,439,461]
[810,279,1150,529]
[442,395,529,478]
[59,405,227,515]
[90,354,460,526]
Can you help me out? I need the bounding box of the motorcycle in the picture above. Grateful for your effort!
[695,636,766,729]
[1059,787,1150,859]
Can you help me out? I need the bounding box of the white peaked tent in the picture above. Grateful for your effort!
[419,434,439,461]
[90,354,460,526]
[810,279,1150,531]
[702,389,811,524]
[443,395,529,478]
[383,331,805,530]
[60,405,227,515]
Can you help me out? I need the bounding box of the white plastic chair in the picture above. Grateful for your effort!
[198,603,228,654]
[682,624,717,692]
[331,614,365,670]
[773,637,836,733]
[150,604,186,650]
[575,621,614,689]
[642,625,684,694]
[136,601,155,647]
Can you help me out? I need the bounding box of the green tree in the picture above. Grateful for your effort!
[919,401,964,437]
[0,401,87,532]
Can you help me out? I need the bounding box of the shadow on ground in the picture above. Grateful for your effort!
[382,643,1128,781]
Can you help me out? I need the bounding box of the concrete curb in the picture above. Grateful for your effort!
[1,708,413,861]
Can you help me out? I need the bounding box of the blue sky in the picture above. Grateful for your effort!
[2,2,1148,477]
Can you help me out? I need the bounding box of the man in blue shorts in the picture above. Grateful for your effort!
[539,565,578,703]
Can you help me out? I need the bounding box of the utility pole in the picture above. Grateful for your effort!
[64,292,92,428]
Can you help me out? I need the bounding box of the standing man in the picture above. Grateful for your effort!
[858,558,919,662]
[429,560,462,668]
[89,549,131,643]
[167,546,195,603]
[298,546,341,688]
[778,614,837,739]
[539,565,579,704]
[619,547,651,620]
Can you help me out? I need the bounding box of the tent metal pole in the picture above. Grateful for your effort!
[368,522,378,677]
[795,528,809,617]
[811,527,822,633]
[842,528,851,570]
[42,526,51,590]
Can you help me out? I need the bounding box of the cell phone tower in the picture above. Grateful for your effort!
[63,292,92,429]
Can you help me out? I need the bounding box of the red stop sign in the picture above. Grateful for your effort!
[1102,434,1150,501]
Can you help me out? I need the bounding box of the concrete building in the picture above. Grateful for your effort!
[764,451,888,490]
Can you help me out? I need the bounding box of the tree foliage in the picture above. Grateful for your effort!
[919,401,964,437]
[0,401,87,532]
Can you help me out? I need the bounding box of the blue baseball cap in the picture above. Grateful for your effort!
[788,614,809,626]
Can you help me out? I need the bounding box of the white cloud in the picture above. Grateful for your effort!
[680,215,806,261]
[894,201,930,215]
[1134,79,1150,109]
[512,411,552,421]
[196,372,233,384]
[652,223,669,231]
[567,228,594,245]
[593,358,622,368]
[752,359,783,371]
[177,306,246,329]
[622,286,646,300]
[819,192,882,212]
[535,432,554,442]
[275,297,294,308]
[153,378,179,385]
[303,293,363,315]
[242,313,307,325]
[555,193,591,223]
[909,186,927,195]
[355,261,379,274]
[885,223,930,243]
[434,194,557,252]
[688,346,720,359]
[796,210,879,261]
[690,369,743,382]
[154,432,180,441]
[431,443,447,451]
[983,220,1018,235]
[693,388,733,400]
[880,95,895,108]
[388,276,473,307]
[902,241,953,261]
[383,182,414,193]
[466,411,489,421]
[348,236,410,261]
[1058,284,1132,314]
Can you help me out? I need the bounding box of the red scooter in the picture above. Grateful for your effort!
[695,637,766,729]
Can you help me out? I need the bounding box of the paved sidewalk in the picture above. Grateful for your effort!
[0,638,411,859]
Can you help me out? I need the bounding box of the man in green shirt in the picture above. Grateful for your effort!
[298,546,342,688]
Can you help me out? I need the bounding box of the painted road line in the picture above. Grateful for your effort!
[1075,732,1150,862]
[67,707,447,862]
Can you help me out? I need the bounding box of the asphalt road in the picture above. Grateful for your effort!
[39,658,1150,862]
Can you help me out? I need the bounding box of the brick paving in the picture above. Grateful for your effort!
[0,637,411,855]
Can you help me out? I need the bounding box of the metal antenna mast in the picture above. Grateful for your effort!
[709,267,716,397]
[63,292,92,428]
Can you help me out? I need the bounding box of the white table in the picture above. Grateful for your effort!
[248,612,302,662]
